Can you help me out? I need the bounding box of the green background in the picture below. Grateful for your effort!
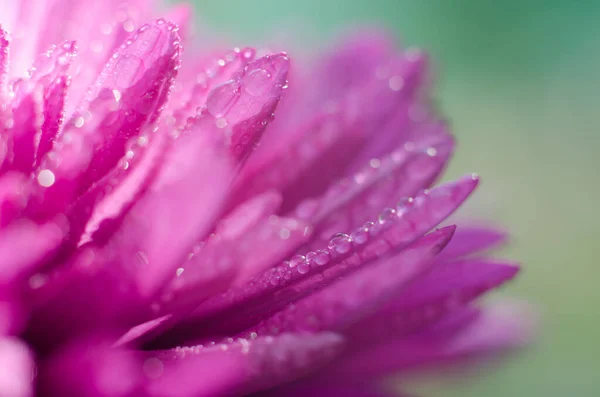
[185,1,599,395]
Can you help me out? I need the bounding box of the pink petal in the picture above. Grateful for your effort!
[328,303,534,377]
[31,19,181,217]
[0,337,34,397]
[0,219,65,284]
[200,52,290,164]
[148,332,344,396]
[169,46,257,130]
[345,258,520,344]
[37,338,144,397]
[243,226,454,337]
[301,123,453,240]
[157,177,476,344]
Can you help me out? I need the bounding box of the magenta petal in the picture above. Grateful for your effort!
[201,52,290,164]
[329,303,534,377]
[0,291,26,336]
[170,46,257,130]
[37,339,143,397]
[32,19,181,218]
[5,88,43,173]
[0,172,30,226]
[0,337,34,397]
[158,177,476,344]
[345,258,520,343]
[149,332,344,396]
[0,219,64,284]
[101,115,233,300]
[304,126,453,239]
[0,28,9,97]
[4,41,76,172]
[244,226,454,336]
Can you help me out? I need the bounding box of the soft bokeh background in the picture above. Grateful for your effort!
[186,1,599,396]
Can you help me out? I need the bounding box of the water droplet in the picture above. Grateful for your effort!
[279,228,290,240]
[241,47,255,60]
[396,197,414,217]
[176,268,184,276]
[350,227,369,245]
[328,233,352,255]
[37,169,55,187]
[289,255,306,268]
[123,20,135,32]
[388,75,404,91]
[363,221,380,237]
[369,158,381,168]
[74,116,85,128]
[426,147,437,156]
[378,208,397,225]
[206,80,240,117]
[314,250,330,266]
[244,68,271,96]
[215,117,228,128]
[143,357,163,379]
[297,261,310,274]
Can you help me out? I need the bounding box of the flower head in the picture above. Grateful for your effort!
[0,1,529,396]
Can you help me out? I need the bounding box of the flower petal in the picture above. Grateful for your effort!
[32,19,181,217]
[0,337,34,397]
[243,226,454,337]
[148,332,344,396]
[156,176,476,344]
[345,258,520,343]
[327,302,534,377]
[37,338,144,397]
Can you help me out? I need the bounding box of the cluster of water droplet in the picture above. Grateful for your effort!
[265,193,427,288]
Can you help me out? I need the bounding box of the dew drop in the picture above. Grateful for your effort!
[289,255,306,268]
[37,169,55,187]
[378,208,397,225]
[241,47,255,60]
[297,261,310,275]
[206,80,240,117]
[388,75,404,91]
[314,250,330,266]
[350,227,369,245]
[143,357,163,379]
[426,147,437,156]
[328,233,352,255]
[244,68,271,96]
[396,197,414,217]
[215,117,228,128]
[123,20,135,32]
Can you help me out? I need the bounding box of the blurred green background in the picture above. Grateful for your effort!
[187,1,598,395]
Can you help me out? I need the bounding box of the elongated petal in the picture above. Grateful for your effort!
[0,337,34,397]
[148,332,344,396]
[200,52,290,164]
[345,258,520,343]
[37,339,143,397]
[0,219,65,284]
[244,226,454,337]
[31,19,181,217]
[162,176,477,343]
[328,303,534,377]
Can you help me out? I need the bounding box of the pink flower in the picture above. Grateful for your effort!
[0,1,530,396]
